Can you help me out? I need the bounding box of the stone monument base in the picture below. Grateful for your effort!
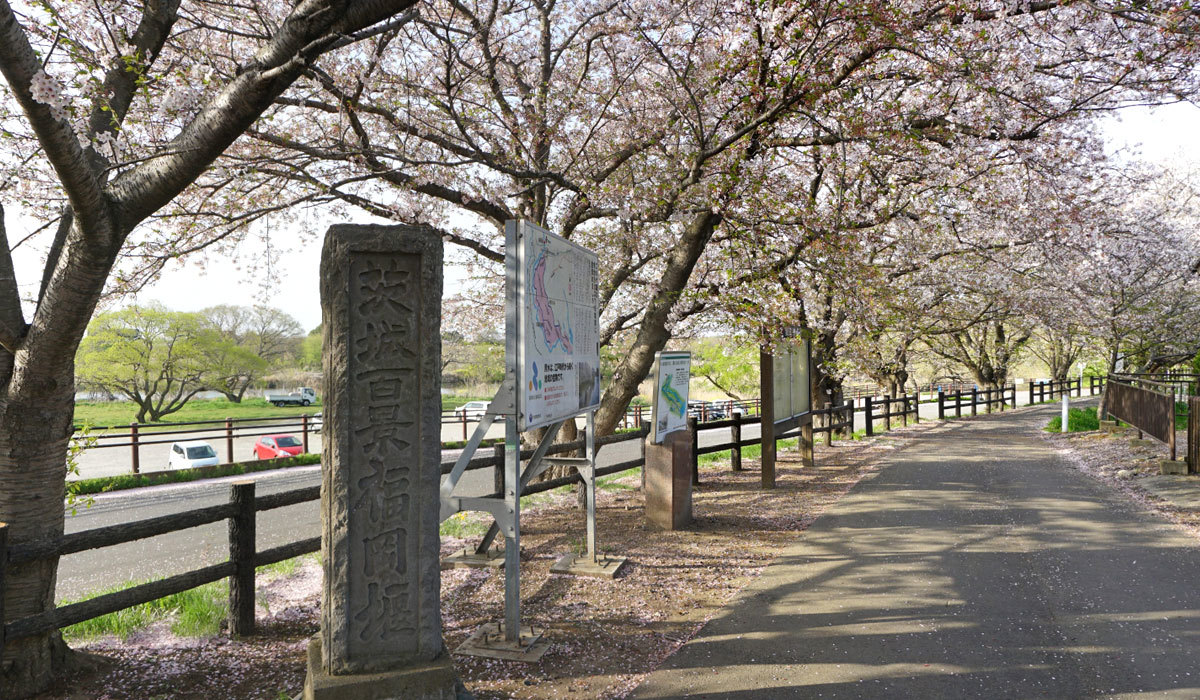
[1160,459,1189,476]
[303,639,460,700]
[441,546,506,570]
[550,552,627,579]
[1099,420,1119,433]
[644,430,693,530]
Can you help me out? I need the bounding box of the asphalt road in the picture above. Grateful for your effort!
[58,422,763,600]
[631,401,1200,699]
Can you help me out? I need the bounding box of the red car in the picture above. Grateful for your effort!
[252,434,304,459]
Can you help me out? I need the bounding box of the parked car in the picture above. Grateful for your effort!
[705,401,730,420]
[311,412,323,429]
[168,441,220,470]
[265,387,317,407]
[455,400,491,419]
[686,399,707,418]
[252,434,305,460]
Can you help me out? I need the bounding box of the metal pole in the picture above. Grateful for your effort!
[586,412,597,563]
[504,416,521,642]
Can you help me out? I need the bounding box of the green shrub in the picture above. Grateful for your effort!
[1045,406,1100,433]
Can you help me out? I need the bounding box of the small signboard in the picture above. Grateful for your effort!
[506,220,602,431]
[651,351,691,443]
[772,337,811,424]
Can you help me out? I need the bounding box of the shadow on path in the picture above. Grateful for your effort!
[630,405,1200,699]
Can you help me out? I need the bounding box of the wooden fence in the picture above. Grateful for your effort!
[8,379,1083,653]
[937,385,1016,419]
[1029,378,1081,404]
[1105,376,1177,461]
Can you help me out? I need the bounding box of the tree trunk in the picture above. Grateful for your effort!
[2,222,115,698]
[0,376,74,698]
[594,212,721,436]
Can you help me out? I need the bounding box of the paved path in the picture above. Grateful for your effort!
[632,403,1200,699]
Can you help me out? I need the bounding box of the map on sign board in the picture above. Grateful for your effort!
[510,220,601,431]
[652,352,691,443]
[772,337,811,423]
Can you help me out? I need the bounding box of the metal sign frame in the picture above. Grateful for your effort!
[438,220,607,652]
[512,219,601,432]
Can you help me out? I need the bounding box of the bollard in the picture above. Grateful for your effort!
[1061,394,1069,434]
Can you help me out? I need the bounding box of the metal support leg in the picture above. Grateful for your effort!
[504,417,521,643]
[586,412,597,562]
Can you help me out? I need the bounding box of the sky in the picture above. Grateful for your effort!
[9,101,1200,333]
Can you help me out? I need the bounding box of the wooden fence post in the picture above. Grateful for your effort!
[937,391,945,421]
[731,415,742,471]
[845,400,856,436]
[911,392,920,424]
[955,391,963,419]
[493,443,506,495]
[130,421,140,474]
[301,414,309,454]
[1029,382,1034,406]
[865,396,874,436]
[228,481,256,637]
[0,521,7,660]
[461,411,468,441]
[225,417,234,463]
[802,419,814,467]
[901,395,909,427]
[824,407,833,447]
[884,398,892,432]
[1189,397,1199,474]
[688,416,700,486]
[971,387,978,416]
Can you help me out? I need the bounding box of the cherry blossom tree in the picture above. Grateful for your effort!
[0,1,419,695]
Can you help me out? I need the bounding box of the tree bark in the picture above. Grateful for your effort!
[593,211,721,436]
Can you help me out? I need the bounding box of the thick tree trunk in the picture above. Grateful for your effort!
[0,376,74,698]
[594,212,720,436]
[2,225,114,698]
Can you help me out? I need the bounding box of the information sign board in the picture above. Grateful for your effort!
[651,352,691,443]
[507,220,601,430]
[772,337,811,423]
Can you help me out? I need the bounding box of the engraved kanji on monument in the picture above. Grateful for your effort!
[305,224,460,700]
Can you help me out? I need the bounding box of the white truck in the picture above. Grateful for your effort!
[265,387,317,407]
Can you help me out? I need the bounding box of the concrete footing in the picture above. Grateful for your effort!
[550,552,628,579]
[303,639,460,700]
[455,622,550,662]
[1099,420,1119,434]
[1160,460,1189,476]
[441,546,506,570]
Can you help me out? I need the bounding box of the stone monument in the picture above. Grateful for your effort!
[304,224,460,699]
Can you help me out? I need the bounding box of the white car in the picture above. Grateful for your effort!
[455,400,491,419]
[168,441,220,470]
